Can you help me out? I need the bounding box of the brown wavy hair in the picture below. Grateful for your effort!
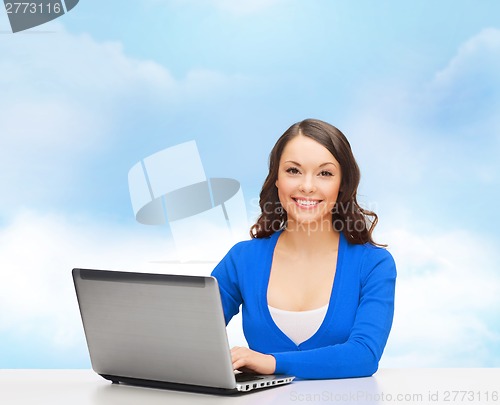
[250,118,385,246]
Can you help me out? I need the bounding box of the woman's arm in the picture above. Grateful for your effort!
[211,243,244,325]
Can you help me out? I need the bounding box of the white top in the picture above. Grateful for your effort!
[268,304,329,345]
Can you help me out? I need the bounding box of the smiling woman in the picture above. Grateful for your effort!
[250,119,382,245]
[211,119,397,379]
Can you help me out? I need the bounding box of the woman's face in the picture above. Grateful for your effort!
[275,134,342,229]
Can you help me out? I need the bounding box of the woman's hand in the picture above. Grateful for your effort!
[230,346,276,375]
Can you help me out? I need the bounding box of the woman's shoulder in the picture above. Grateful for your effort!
[345,237,393,259]
[228,232,280,256]
[214,233,279,278]
[344,239,396,277]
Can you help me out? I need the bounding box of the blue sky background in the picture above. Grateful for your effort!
[0,0,499,368]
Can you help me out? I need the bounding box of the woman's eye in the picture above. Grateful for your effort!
[319,170,333,177]
[286,167,300,175]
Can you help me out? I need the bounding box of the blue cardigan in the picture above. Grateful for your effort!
[211,230,397,379]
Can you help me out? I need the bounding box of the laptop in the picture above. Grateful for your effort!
[72,268,295,394]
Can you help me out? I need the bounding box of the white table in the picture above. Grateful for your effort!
[1,369,499,404]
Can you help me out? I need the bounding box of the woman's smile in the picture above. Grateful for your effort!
[292,197,322,209]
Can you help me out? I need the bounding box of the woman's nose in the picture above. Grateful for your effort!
[299,175,316,194]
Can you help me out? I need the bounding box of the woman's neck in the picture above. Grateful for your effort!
[279,220,340,257]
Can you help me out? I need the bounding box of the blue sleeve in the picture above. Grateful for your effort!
[211,244,244,325]
[271,249,397,379]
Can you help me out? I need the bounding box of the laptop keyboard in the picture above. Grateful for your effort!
[235,373,265,382]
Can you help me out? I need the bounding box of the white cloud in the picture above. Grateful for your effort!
[0,212,166,347]
[424,27,500,139]
[345,29,500,367]
[0,23,255,216]
[0,24,171,214]
[432,28,500,91]
[346,28,500,211]
[0,23,256,365]
[380,227,500,367]
[0,211,247,364]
